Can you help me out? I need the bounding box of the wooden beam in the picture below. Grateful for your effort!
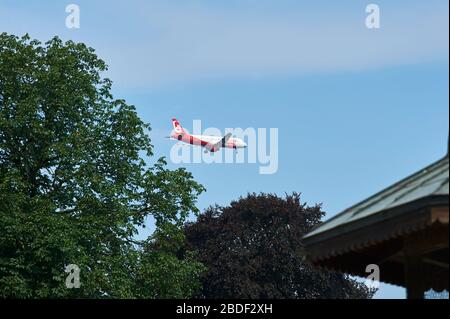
[423,258,449,270]
[431,206,449,224]
[403,225,448,256]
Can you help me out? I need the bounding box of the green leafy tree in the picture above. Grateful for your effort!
[0,33,204,298]
[185,193,376,299]
[135,223,206,298]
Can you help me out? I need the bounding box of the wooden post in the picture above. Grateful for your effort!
[404,255,424,299]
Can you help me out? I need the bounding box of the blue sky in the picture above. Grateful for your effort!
[1,0,448,299]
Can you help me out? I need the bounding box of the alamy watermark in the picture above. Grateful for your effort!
[63,4,379,31]
[65,264,81,289]
[365,4,380,29]
[65,4,80,29]
[365,264,380,289]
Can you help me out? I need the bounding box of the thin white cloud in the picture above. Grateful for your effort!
[101,2,450,88]
[1,1,448,88]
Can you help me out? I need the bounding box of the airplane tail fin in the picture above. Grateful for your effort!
[172,118,186,135]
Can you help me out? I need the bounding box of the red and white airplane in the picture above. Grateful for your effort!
[168,118,247,153]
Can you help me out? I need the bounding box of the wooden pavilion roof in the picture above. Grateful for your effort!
[303,155,449,292]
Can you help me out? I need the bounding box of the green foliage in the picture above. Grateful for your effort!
[0,33,205,298]
[135,223,206,299]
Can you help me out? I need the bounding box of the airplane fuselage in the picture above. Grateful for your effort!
[169,119,247,153]
[173,133,246,152]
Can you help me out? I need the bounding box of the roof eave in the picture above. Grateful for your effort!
[303,195,449,260]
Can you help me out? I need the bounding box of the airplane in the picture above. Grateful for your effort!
[168,118,247,153]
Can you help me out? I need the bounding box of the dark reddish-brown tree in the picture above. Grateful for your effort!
[185,193,376,299]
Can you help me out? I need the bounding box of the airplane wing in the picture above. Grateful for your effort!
[205,133,232,152]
